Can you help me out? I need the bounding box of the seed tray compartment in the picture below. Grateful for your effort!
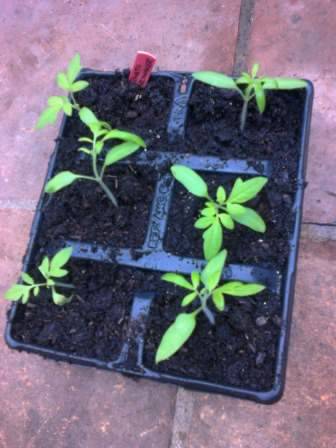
[5,70,314,404]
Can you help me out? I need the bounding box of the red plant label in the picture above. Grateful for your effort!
[129,51,157,87]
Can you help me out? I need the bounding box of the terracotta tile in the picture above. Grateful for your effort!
[184,240,336,448]
[0,0,241,202]
[247,0,336,224]
[0,210,176,448]
[0,353,177,448]
[0,209,34,297]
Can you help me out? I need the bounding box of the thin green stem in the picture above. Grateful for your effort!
[90,136,119,207]
[70,92,80,111]
[192,307,202,317]
[77,174,97,182]
[97,179,119,207]
[236,87,246,101]
[31,282,47,289]
[100,162,107,179]
[54,281,75,289]
[240,98,249,132]
[91,143,101,181]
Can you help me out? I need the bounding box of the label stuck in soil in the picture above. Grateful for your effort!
[129,51,157,87]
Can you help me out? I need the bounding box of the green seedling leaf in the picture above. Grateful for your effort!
[38,256,50,278]
[63,98,72,117]
[52,288,72,306]
[21,272,34,285]
[62,101,73,116]
[50,268,68,278]
[193,71,237,90]
[36,107,59,129]
[78,147,91,155]
[70,80,89,92]
[252,63,260,78]
[263,77,307,90]
[241,71,252,82]
[181,292,198,307]
[5,284,30,302]
[67,53,81,83]
[191,272,200,289]
[47,96,64,108]
[216,186,226,204]
[100,121,112,130]
[33,286,40,296]
[104,141,141,166]
[226,203,246,216]
[212,290,225,311]
[219,213,234,230]
[90,122,105,135]
[230,206,266,233]
[171,165,208,198]
[201,206,216,217]
[201,249,227,292]
[45,171,80,194]
[236,74,250,84]
[203,220,223,260]
[95,140,104,155]
[50,247,72,271]
[254,83,266,113]
[57,72,70,90]
[79,107,98,127]
[78,137,92,143]
[21,288,30,304]
[161,273,194,290]
[216,281,265,296]
[102,130,146,147]
[228,177,268,204]
[194,216,214,229]
[155,313,196,363]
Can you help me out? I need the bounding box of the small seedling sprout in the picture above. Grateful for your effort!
[193,64,307,131]
[5,248,74,306]
[44,108,146,207]
[171,164,268,260]
[156,249,266,363]
[36,54,89,129]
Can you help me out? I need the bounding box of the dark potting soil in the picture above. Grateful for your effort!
[165,84,306,269]
[56,70,174,161]
[10,75,307,392]
[146,85,304,388]
[144,286,281,390]
[186,82,305,160]
[11,262,162,361]
[164,173,293,268]
[38,164,156,249]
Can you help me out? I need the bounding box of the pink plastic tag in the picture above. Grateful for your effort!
[129,51,157,87]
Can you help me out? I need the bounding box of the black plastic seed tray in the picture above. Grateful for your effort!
[5,70,314,403]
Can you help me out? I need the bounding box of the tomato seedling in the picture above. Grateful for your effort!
[156,249,265,363]
[193,63,307,131]
[5,248,74,306]
[45,107,146,207]
[171,164,268,260]
[36,54,89,129]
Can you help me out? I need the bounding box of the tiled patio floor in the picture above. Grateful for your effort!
[0,1,335,447]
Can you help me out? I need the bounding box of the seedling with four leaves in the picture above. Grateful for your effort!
[45,107,146,207]
[171,164,268,260]
[156,249,265,363]
[5,248,74,306]
[193,63,307,131]
[36,54,89,129]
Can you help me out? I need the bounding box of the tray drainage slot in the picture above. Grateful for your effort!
[109,292,154,370]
